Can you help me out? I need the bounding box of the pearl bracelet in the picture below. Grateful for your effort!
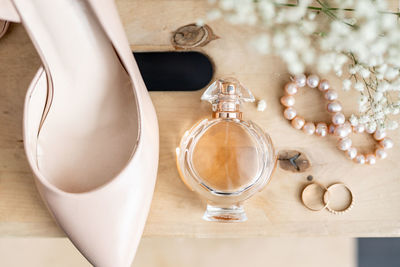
[281,73,393,165]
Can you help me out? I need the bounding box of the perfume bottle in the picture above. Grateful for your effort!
[176,77,276,222]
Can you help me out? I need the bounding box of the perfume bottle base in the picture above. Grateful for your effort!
[202,203,247,222]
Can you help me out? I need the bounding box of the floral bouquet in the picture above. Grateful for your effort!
[202,0,400,133]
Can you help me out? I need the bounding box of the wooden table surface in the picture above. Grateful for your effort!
[1,0,399,237]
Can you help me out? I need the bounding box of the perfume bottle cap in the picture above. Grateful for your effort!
[201,77,255,119]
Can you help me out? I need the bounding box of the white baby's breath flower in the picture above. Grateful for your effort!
[257,99,267,111]
[375,111,385,120]
[282,49,297,63]
[384,107,392,115]
[354,82,365,92]
[336,54,348,66]
[374,92,384,102]
[355,0,377,19]
[219,0,235,10]
[344,18,357,26]
[288,61,304,75]
[307,11,317,20]
[196,19,205,26]
[359,95,368,105]
[379,97,388,104]
[209,0,400,131]
[385,68,399,80]
[366,121,377,133]
[377,64,388,75]
[331,20,351,35]
[342,79,352,91]
[381,14,397,30]
[207,9,222,21]
[349,66,357,75]
[301,21,317,35]
[387,120,399,130]
[349,114,358,126]
[317,53,335,73]
[272,32,286,48]
[359,21,379,43]
[257,0,275,22]
[377,81,390,92]
[359,115,370,124]
[301,49,315,64]
[372,103,383,112]
[360,68,370,78]
[359,103,368,112]
[251,34,270,54]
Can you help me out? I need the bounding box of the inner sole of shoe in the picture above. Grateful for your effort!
[17,0,138,193]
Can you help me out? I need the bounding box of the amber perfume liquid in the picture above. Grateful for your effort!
[192,121,259,192]
[176,77,276,222]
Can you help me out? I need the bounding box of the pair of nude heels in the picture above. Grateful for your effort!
[1,0,159,266]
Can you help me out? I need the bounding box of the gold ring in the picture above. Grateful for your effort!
[301,182,330,211]
[323,183,354,214]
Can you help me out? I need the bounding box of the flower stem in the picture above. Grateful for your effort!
[274,3,400,17]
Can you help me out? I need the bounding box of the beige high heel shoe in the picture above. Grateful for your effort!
[0,20,10,39]
[2,0,159,266]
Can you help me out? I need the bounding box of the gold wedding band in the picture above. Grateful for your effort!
[323,183,354,214]
[301,182,330,211]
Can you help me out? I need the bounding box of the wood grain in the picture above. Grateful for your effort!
[0,237,356,267]
[0,0,399,237]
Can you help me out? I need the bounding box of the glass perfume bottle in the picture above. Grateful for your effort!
[176,77,276,222]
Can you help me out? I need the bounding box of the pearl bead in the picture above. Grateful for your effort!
[337,137,352,151]
[280,95,295,107]
[291,116,305,129]
[294,74,306,87]
[365,154,377,165]
[353,124,365,133]
[327,101,343,113]
[373,129,386,141]
[315,122,328,137]
[318,79,330,91]
[307,74,320,88]
[332,112,345,125]
[324,89,338,101]
[303,122,316,135]
[284,107,297,120]
[334,122,352,138]
[380,137,394,149]
[328,124,336,135]
[375,148,387,159]
[285,82,298,95]
[346,147,357,159]
[354,154,366,164]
